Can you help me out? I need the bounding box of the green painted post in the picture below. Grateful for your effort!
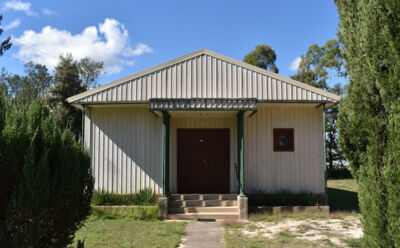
[237,111,245,196]
[81,105,85,145]
[322,104,327,204]
[162,111,170,196]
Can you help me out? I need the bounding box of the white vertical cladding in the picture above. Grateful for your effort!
[244,104,325,194]
[169,114,238,193]
[76,53,338,104]
[90,106,162,194]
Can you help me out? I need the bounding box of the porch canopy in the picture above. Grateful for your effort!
[149,98,257,111]
[67,49,341,196]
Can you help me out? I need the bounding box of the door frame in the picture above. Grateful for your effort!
[177,128,230,193]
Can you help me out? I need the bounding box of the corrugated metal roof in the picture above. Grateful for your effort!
[67,49,341,105]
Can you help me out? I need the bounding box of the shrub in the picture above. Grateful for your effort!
[0,98,94,248]
[92,188,157,206]
[90,206,159,220]
[248,190,324,207]
[326,166,353,179]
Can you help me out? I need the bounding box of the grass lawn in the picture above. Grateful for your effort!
[327,179,359,212]
[73,219,186,248]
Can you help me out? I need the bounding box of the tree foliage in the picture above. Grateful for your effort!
[243,44,279,73]
[78,57,103,89]
[0,14,12,56]
[336,0,400,246]
[291,39,345,90]
[47,54,103,137]
[0,97,93,247]
[47,54,85,137]
[0,63,52,105]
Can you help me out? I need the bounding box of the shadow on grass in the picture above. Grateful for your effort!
[327,188,359,212]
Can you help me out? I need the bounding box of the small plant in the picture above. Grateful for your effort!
[248,189,324,206]
[90,206,159,220]
[91,188,157,206]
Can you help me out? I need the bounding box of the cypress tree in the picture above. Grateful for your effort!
[0,98,94,247]
[335,0,400,246]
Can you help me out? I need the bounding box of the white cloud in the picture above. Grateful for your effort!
[3,0,37,16]
[42,8,56,16]
[4,18,21,30]
[289,57,301,71]
[13,18,153,74]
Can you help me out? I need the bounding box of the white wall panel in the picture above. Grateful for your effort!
[88,106,162,193]
[244,104,325,194]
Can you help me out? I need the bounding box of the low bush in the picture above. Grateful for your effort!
[326,166,353,179]
[92,188,157,206]
[90,206,159,220]
[248,190,325,206]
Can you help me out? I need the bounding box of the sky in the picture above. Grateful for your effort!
[0,0,340,86]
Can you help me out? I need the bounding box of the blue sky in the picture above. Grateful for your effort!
[0,0,339,86]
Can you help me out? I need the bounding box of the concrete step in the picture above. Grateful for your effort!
[169,199,237,207]
[168,206,238,214]
[170,194,237,201]
[167,212,239,220]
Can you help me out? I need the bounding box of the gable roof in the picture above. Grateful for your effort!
[67,49,341,105]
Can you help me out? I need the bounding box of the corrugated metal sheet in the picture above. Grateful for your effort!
[85,104,324,194]
[88,106,162,193]
[244,104,325,194]
[68,49,340,105]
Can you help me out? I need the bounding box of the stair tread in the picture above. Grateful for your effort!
[170,199,237,202]
[169,206,238,209]
[168,212,239,215]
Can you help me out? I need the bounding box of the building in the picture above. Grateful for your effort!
[67,49,340,219]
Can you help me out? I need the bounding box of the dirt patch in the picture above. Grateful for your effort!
[240,215,362,247]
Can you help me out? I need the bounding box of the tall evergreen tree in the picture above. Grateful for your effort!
[336,0,400,246]
[48,54,103,137]
[243,44,279,73]
[0,97,93,247]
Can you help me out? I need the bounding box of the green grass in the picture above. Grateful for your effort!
[343,238,363,247]
[73,219,186,248]
[327,179,359,212]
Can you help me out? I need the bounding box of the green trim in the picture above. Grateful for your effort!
[149,110,160,118]
[237,111,245,196]
[75,101,149,105]
[257,100,335,104]
[81,105,85,145]
[162,111,170,196]
[322,104,327,204]
[73,99,336,106]
[249,110,258,117]
[150,108,257,111]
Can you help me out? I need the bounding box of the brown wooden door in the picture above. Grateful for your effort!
[177,129,230,193]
